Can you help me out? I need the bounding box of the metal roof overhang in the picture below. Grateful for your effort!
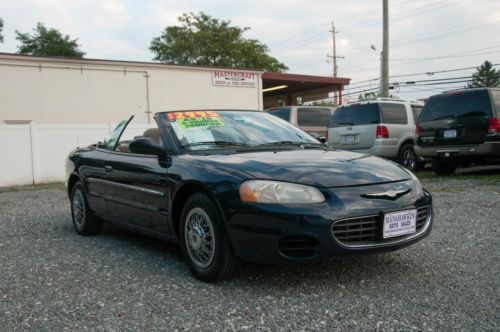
[262,72,350,108]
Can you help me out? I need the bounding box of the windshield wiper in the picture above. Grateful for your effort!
[182,141,250,148]
[256,141,325,148]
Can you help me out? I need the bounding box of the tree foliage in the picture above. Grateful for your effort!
[467,61,500,88]
[15,23,85,58]
[357,92,398,101]
[150,12,288,72]
[0,18,4,43]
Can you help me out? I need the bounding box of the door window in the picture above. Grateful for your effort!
[297,108,332,126]
[380,103,407,124]
[102,117,133,150]
[268,108,291,122]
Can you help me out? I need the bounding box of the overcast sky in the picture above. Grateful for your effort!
[1,0,499,101]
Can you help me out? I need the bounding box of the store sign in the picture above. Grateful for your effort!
[212,71,257,88]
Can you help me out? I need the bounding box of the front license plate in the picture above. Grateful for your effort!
[383,209,417,239]
[344,135,355,143]
[443,129,457,138]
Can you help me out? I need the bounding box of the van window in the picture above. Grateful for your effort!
[329,103,380,127]
[491,90,500,113]
[411,105,423,121]
[268,108,291,122]
[297,108,332,126]
[380,103,407,124]
[419,90,493,122]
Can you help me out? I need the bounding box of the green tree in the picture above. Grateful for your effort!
[150,12,287,72]
[467,61,500,88]
[0,18,4,43]
[358,91,398,101]
[15,23,85,57]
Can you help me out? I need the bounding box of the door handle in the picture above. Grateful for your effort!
[104,166,113,173]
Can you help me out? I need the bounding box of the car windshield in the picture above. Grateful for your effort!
[158,110,320,150]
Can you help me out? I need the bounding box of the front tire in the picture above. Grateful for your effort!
[431,158,457,175]
[70,182,103,235]
[180,193,238,282]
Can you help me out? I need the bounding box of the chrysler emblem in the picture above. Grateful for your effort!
[361,188,411,200]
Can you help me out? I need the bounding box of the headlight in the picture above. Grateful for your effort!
[239,180,325,204]
[408,170,423,196]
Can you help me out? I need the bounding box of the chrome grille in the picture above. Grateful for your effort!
[332,206,430,245]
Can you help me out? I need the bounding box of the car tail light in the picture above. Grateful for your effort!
[376,125,389,139]
[487,117,500,134]
[415,123,420,138]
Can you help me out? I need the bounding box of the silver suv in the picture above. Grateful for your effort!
[327,99,424,171]
[266,106,335,142]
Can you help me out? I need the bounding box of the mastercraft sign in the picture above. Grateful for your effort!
[212,71,257,88]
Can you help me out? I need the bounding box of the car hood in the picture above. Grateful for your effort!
[193,149,411,188]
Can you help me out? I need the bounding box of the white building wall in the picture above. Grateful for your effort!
[0,55,262,124]
[0,123,154,187]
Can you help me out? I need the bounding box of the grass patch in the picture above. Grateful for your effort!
[415,169,500,184]
[424,186,467,193]
[0,181,65,193]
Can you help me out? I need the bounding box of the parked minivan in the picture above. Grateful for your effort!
[328,99,424,171]
[265,106,335,141]
[415,88,500,175]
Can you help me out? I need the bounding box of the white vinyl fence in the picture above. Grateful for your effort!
[0,123,153,187]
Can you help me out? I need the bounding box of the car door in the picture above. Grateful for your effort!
[100,122,171,235]
[84,116,134,217]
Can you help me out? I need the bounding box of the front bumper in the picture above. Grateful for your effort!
[223,182,433,264]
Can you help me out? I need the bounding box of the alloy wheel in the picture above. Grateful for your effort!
[72,189,86,228]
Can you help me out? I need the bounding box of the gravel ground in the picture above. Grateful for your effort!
[0,178,499,331]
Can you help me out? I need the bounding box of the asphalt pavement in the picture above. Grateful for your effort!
[0,178,498,331]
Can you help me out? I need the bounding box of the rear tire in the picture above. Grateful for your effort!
[431,158,457,176]
[180,193,238,282]
[70,182,103,235]
[397,144,418,172]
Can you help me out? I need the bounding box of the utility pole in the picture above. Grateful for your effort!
[380,0,389,97]
[328,21,344,104]
[328,21,344,77]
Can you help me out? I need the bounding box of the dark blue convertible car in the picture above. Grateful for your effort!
[66,110,433,282]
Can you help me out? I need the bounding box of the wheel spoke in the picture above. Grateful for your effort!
[184,207,216,268]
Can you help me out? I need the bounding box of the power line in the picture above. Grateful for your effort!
[349,62,500,86]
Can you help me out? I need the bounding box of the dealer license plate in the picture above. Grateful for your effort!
[344,135,355,143]
[443,129,457,138]
[383,209,417,239]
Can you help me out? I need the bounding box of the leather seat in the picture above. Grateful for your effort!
[143,128,160,144]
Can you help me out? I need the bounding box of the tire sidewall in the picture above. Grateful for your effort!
[179,193,229,281]
[398,144,417,171]
[70,181,102,235]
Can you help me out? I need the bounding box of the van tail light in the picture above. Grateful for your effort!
[415,123,421,138]
[376,125,389,139]
[487,117,500,134]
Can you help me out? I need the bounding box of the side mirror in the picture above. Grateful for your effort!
[129,137,165,156]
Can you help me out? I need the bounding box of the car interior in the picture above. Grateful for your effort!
[115,128,161,153]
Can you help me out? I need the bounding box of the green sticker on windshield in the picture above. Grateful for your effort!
[178,117,224,129]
